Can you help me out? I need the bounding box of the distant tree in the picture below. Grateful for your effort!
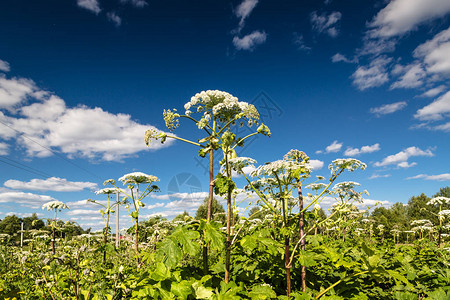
[173,211,191,222]
[195,197,225,224]
[0,215,21,237]
[407,193,437,224]
[248,206,270,220]
[23,213,45,231]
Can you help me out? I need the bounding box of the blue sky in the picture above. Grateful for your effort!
[0,0,449,231]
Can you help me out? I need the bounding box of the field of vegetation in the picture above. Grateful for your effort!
[1,91,449,299]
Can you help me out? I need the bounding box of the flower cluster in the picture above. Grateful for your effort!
[427,196,450,206]
[118,172,160,184]
[42,200,69,211]
[228,157,257,174]
[329,158,367,173]
[305,183,327,191]
[184,90,260,127]
[95,188,119,195]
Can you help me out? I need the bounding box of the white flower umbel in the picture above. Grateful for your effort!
[427,197,450,206]
[438,210,450,216]
[118,172,160,184]
[329,158,367,173]
[228,157,257,175]
[42,200,69,211]
[95,187,120,195]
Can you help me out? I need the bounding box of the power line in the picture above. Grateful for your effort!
[0,119,102,180]
[0,157,49,178]
[0,156,52,178]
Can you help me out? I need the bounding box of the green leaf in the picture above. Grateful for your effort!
[248,285,276,299]
[204,222,224,251]
[214,173,236,197]
[150,262,170,281]
[156,238,182,269]
[192,282,214,299]
[171,280,193,298]
[171,226,201,256]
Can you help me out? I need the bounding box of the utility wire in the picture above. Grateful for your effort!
[0,156,52,178]
[0,119,102,181]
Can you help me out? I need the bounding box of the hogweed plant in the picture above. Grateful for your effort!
[88,187,122,263]
[42,200,69,255]
[104,172,160,267]
[426,196,450,247]
[145,90,270,278]
[232,151,367,296]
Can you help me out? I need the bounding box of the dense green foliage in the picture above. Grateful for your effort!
[1,187,449,299]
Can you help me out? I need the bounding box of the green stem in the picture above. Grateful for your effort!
[315,271,369,299]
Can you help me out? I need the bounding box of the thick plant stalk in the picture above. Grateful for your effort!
[135,217,140,267]
[285,237,291,297]
[52,209,56,255]
[225,152,232,284]
[203,149,214,274]
[298,183,306,293]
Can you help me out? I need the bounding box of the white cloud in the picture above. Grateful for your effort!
[77,0,101,14]
[151,192,209,202]
[390,63,426,89]
[5,212,44,218]
[325,140,342,153]
[433,121,450,131]
[367,0,450,38]
[309,159,324,170]
[107,12,121,27]
[66,209,99,216]
[4,177,97,192]
[0,59,10,72]
[146,202,165,210]
[369,174,391,180]
[420,85,446,97]
[414,90,450,121]
[351,56,392,90]
[407,173,450,181]
[414,27,450,75]
[310,11,342,38]
[370,101,407,116]
[120,0,148,8]
[0,142,8,155]
[0,191,55,206]
[0,75,38,110]
[374,146,433,168]
[397,161,417,168]
[233,31,267,51]
[0,74,174,161]
[344,143,380,156]
[234,0,259,33]
[293,33,311,52]
[331,53,358,64]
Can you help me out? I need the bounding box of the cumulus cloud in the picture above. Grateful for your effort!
[370,101,407,116]
[309,159,324,170]
[233,31,267,51]
[367,0,450,38]
[351,56,392,90]
[4,177,97,192]
[77,0,101,14]
[407,173,450,181]
[0,142,8,155]
[344,143,380,156]
[325,140,343,153]
[293,33,311,52]
[0,191,56,207]
[0,73,174,161]
[414,90,450,121]
[390,63,426,89]
[120,0,148,8]
[0,59,10,72]
[374,146,433,168]
[310,11,342,38]
[369,174,391,180]
[331,53,358,64]
[107,12,121,27]
[420,85,446,98]
[234,0,259,33]
[414,27,450,76]
[0,75,38,111]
